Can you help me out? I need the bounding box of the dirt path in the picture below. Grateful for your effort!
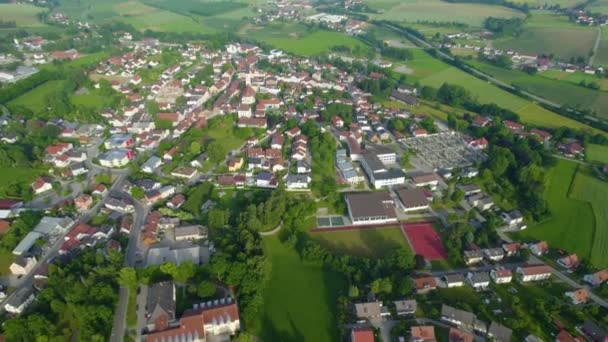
[590,25,602,66]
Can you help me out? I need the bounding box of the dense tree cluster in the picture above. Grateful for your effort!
[2,248,124,341]
[484,17,525,37]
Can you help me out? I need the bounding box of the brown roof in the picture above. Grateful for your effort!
[396,188,429,208]
[414,276,437,290]
[570,288,588,303]
[519,264,552,276]
[449,328,473,342]
[411,173,438,184]
[411,326,435,341]
[0,220,10,234]
[345,192,396,220]
[556,330,581,342]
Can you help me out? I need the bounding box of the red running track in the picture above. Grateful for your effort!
[401,222,447,260]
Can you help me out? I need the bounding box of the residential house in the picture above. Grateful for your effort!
[4,288,35,314]
[142,156,162,173]
[558,254,580,271]
[174,225,207,241]
[74,194,93,211]
[411,326,436,342]
[228,157,244,172]
[529,241,549,256]
[350,327,374,342]
[578,320,608,342]
[502,243,520,257]
[394,299,417,316]
[488,322,513,342]
[32,177,53,194]
[354,301,390,323]
[516,265,552,282]
[484,248,505,262]
[448,328,473,342]
[98,149,133,167]
[490,268,513,284]
[466,271,490,290]
[565,288,589,305]
[9,256,37,276]
[441,305,475,330]
[584,269,608,287]
[171,167,198,181]
[442,273,465,288]
[463,250,484,265]
[415,275,437,294]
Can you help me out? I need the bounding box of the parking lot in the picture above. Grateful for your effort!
[401,132,486,170]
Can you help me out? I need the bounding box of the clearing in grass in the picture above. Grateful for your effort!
[255,235,345,341]
[311,226,412,258]
[8,80,67,114]
[513,160,600,267]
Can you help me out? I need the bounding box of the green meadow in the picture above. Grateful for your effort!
[256,235,345,342]
[311,227,412,258]
[515,160,608,268]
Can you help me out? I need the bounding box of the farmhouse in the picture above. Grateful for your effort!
[516,265,552,282]
[344,192,397,226]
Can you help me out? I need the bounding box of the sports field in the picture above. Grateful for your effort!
[256,235,345,341]
[403,222,447,260]
[311,226,412,258]
[0,4,47,27]
[515,160,607,268]
[368,0,524,26]
[494,11,598,61]
[586,144,608,164]
[247,23,369,56]
[468,60,608,119]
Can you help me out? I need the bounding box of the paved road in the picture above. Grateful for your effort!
[110,193,147,342]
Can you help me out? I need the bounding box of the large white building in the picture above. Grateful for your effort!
[516,265,552,282]
[98,148,133,168]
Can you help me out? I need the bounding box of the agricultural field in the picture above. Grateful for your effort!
[541,69,608,91]
[55,0,254,33]
[401,50,599,132]
[570,168,608,268]
[467,60,608,119]
[493,11,598,61]
[246,23,370,56]
[0,3,47,27]
[586,0,608,15]
[367,0,524,27]
[255,235,345,341]
[311,227,412,258]
[593,25,608,66]
[510,0,584,5]
[586,143,608,164]
[514,160,605,268]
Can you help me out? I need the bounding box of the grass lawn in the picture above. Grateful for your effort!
[367,0,524,26]
[247,23,369,56]
[570,168,608,268]
[255,235,345,341]
[126,287,137,328]
[0,167,43,200]
[8,80,66,113]
[0,249,15,276]
[493,11,598,61]
[540,69,608,91]
[586,144,608,164]
[467,60,608,120]
[0,3,47,27]
[513,160,598,266]
[311,227,412,258]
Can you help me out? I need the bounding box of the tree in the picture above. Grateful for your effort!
[348,285,359,298]
[451,188,464,202]
[119,267,137,290]
[197,280,216,299]
[130,186,145,200]
[207,141,226,163]
[190,141,201,155]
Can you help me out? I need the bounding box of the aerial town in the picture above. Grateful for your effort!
[0,0,607,342]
